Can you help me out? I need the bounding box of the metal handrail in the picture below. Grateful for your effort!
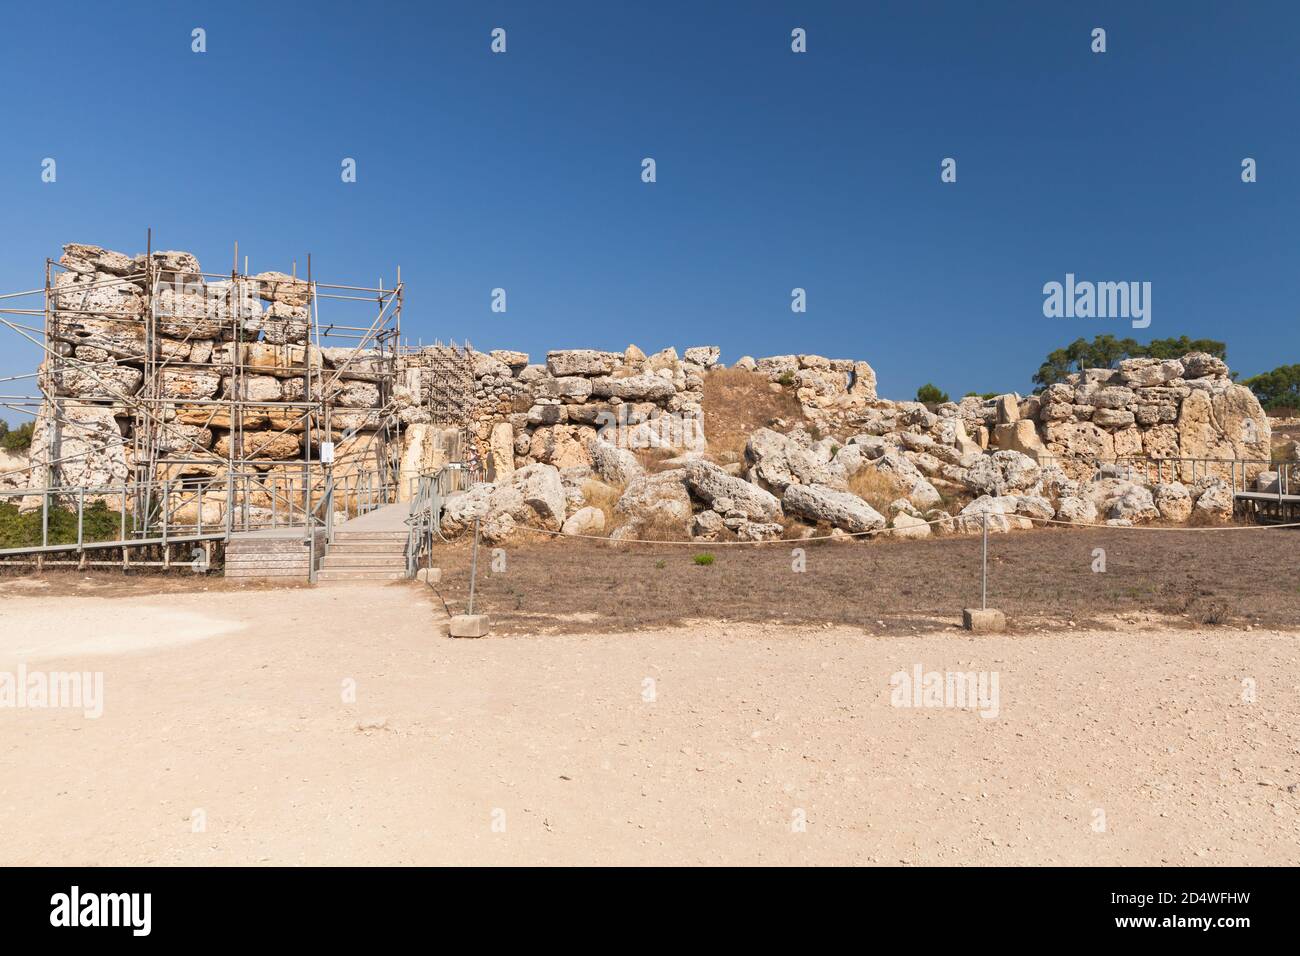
[404,463,476,577]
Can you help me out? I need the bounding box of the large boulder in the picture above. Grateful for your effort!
[963,450,1041,497]
[1117,357,1184,387]
[588,372,676,402]
[1176,385,1271,469]
[744,427,843,492]
[782,483,884,533]
[561,506,606,536]
[1105,484,1160,523]
[683,346,721,368]
[1055,496,1099,524]
[528,424,596,469]
[546,349,617,377]
[614,470,692,528]
[1193,479,1234,519]
[1152,482,1192,522]
[589,439,643,485]
[683,460,782,522]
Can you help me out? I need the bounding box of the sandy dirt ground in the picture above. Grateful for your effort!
[0,580,1297,866]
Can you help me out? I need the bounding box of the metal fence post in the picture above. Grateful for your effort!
[981,511,988,612]
[468,516,481,616]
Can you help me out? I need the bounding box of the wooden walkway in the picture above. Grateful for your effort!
[1234,490,1300,524]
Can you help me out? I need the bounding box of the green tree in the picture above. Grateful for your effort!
[1031,335,1227,390]
[0,419,33,452]
[915,383,950,405]
[1242,365,1300,412]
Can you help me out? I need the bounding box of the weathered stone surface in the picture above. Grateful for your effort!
[684,346,721,368]
[890,511,932,539]
[260,301,310,344]
[782,483,884,533]
[214,431,302,460]
[1193,479,1233,519]
[54,272,144,316]
[1182,352,1229,379]
[589,439,643,485]
[1152,482,1192,522]
[963,450,1041,497]
[684,460,782,521]
[546,349,617,377]
[993,420,1046,459]
[61,243,135,276]
[614,470,692,526]
[536,375,593,402]
[333,381,380,408]
[58,361,143,398]
[224,374,283,403]
[1177,385,1271,466]
[1118,357,1183,387]
[744,427,841,492]
[160,369,221,400]
[528,424,596,470]
[254,271,310,306]
[489,422,515,480]
[588,372,676,402]
[561,506,606,536]
[1055,495,1098,524]
[24,402,127,501]
[1105,484,1159,522]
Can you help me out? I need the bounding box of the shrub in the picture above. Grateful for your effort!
[916,383,950,405]
[0,420,34,452]
[692,552,715,566]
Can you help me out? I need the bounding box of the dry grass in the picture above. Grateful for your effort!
[702,368,804,466]
[435,528,1300,635]
[581,478,626,533]
[847,469,906,515]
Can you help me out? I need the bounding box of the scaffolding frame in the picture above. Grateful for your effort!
[0,232,404,545]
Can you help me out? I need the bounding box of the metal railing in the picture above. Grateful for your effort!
[1107,456,1295,498]
[405,463,477,577]
[0,466,397,566]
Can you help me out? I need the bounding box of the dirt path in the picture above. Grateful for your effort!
[0,583,1297,865]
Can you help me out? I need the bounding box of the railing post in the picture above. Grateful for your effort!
[980,511,988,612]
[41,488,49,549]
[76,487,84,552]
[468,516,481,615]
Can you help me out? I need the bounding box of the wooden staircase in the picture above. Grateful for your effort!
[224,529,324,581]
[316,529,409,583]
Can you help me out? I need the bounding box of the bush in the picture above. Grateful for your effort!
[0,499,124,549]
[0,420,34,452]
[692,552,715,566]
[916,383,950,404]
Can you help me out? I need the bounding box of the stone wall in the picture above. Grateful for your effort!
[25,243,390,505]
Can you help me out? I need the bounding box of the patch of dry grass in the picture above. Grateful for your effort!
[847,469,906,515]
[702,368,804,467]
[581,478,625,534]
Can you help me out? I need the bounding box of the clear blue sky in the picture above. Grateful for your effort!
[1,0,1296,405]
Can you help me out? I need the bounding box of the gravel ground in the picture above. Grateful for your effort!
[1,582,1296,866]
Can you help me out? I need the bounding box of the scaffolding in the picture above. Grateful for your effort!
[0,233,404,562]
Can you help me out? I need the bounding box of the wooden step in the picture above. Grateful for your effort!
[321,555,408,569]
[326,543,407,556]
[317,569,408,582]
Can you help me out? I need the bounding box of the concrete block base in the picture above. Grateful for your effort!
[416,567,441,585]
[963,608,1006,633]
[449,614,489,638]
